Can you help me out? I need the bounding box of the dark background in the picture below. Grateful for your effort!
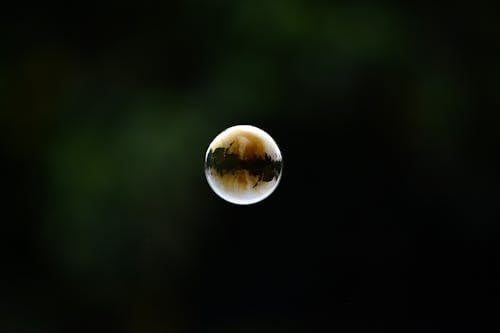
[2,2,500,332]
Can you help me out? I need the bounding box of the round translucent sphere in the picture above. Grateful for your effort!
[205,125,283,205]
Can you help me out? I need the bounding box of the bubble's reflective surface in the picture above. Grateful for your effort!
[205,125,283,205]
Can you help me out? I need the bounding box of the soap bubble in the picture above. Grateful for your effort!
[205,125,283,205]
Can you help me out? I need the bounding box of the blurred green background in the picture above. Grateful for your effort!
[2,1,500,332]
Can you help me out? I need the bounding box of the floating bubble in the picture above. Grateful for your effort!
[205,125,283,205]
